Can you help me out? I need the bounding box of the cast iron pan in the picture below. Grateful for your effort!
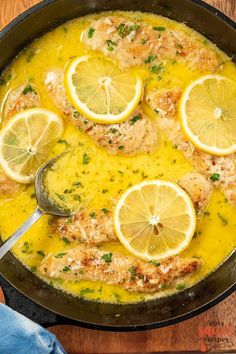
[0,0,235,331]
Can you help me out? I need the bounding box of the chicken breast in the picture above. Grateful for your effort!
[178,172,213,216]
[52,171,212,245]
[147,88,236,206]
[2,83,40,120]
[53,209,117,244]
[83,16,221,72]
[39,245,201,293]
[45,70,159,155]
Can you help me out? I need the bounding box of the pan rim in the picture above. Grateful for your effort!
[0,0,235,331]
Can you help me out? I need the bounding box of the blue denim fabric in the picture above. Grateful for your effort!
[0,303,67,354]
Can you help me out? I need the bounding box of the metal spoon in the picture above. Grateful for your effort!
[0,156,71,259]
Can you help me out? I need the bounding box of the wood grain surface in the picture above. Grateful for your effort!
[0,1,235,353]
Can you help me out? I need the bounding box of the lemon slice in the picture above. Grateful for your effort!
[114,180,196,261]
[0,108,63,183]
[180,75,236,155]
[64,55,142,124]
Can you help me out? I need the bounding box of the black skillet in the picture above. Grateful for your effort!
[0,0,235,330]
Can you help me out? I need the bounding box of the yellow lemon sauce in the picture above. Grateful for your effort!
[0,11,235,303]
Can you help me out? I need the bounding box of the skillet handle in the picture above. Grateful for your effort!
[0,207,43,259]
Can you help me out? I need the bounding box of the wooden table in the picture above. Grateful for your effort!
[0,1,235,353]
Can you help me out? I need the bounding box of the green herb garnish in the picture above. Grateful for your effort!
[144,55,157,64]
[62,265,71,272]
[55,252,67,258]
[62,237,70,245]
[128,267,137,281]
[55,193,65,201]
[210,173,220,181]
[88,28,95,38]
[82,153,90,165]
[130,114,142,125]
[23,84,37,95]
[149,260,160,266]
[153,26,165,31]
[101,208,109,214]
[37,250,45,257]
[80,288,94,297]
[105,40,117,51]
[102,252,113,263]
[26,48,38,63]
[217,212,228,225]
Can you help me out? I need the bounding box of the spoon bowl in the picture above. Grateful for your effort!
[35,156,71,217]
[0,155,71,259]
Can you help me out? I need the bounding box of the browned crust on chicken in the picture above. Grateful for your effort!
[147,88,236,206]
[45,70,159,155]
[53,209,117,244]
[178,172,213,216]
[73,108,159,155]
[2,84,40,120]
[39,245,201,293]
[146,88,182,117]
[83,16,221,72]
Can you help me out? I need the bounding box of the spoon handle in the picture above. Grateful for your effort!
[0,207,44,259]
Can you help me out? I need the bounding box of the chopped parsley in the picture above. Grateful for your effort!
[88,27,95,38]
[101,252,113,263]
[62,237,70,244]
[130,114,142,125]
[149,260,160,266]
[141,38,147,44]
[62,265,71,272]
[55,252,67,258]
[73,194,81,202]
[26,48,38,63]
[113,293,121,303]
[144,55,157,64]
[118,145,125,150]
[23,84,37,95]
[176,283,186,291]
[66,217,73,224]
[105,39,117,51]
[22,242,32,254]
[31,266,37,273]
[150,63,164,74]
[153,26,165,31]
[128,267,137,281]
[55,193,65,201]
[210,173,220,181]
[80,288,94,297]
[73,181,82,187]
[217,212,228,225]
[116,23,140,38]
[82,153,90,165]
[37,250,45,257]
[57,138,69,146]
[101,208,109,214]
[89,212,96,219]
[204,211,211,216]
